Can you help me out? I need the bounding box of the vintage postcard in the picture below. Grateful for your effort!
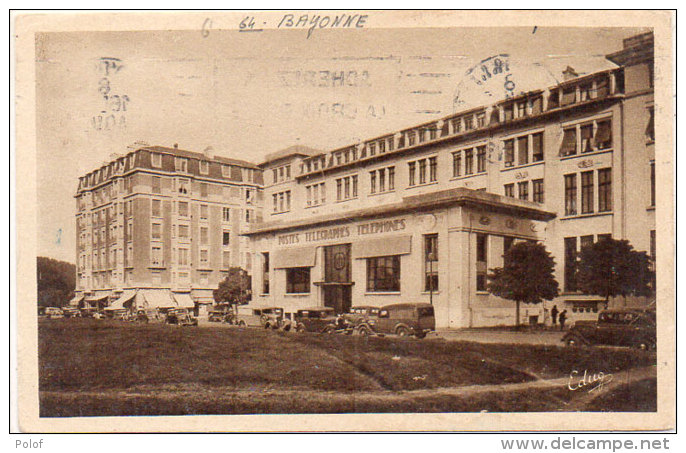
[12,10,675,432]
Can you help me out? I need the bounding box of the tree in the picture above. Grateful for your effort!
[487,241,560,327]
[213,267,252,305]
[576,238,653,304]
[37,256,76,308]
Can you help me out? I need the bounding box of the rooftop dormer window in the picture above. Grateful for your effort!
[151,153,162,168]
[175,157,188,173]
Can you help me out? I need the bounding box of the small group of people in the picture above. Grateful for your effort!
[550,305,568,330]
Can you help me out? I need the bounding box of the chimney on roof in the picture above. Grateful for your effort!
[173,143,179,150]
[562,66,578,82]
[203,146,215,159]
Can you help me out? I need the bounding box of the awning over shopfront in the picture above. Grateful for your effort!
[173,293,195,308]
[84,293,110,307]
[273,246,317,268]
[352,235,412,259]
[140,289,176,309]
[67,295,83,307]
[104,290,136,311]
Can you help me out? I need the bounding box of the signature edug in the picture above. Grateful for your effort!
[567,370,614,393]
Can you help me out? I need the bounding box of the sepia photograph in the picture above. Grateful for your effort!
[12,10,675,433]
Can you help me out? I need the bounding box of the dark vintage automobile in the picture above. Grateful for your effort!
[294,307,338,333]
[356,303,435,338]
[165,308,198,327]
[341,306,380,328]
[61,307,81,318]
[260,307,285,330]
[562,309,656,350]
[208,303,234,323]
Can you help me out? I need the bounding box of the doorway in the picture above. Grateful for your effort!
[323,244,352,314]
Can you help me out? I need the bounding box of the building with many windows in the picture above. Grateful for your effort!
[246,32,655,328]
[73,144,263,316]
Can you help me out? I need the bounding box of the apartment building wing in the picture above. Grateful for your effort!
[248,32,655,328]
[74,144,264,316]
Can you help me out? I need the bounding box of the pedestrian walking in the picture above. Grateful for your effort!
[551,305,559,326]
[559,309,568,331]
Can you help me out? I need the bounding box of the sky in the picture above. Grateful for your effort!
[34,25,648,263]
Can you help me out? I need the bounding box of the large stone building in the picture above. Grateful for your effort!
[246,32,655,328]
[73,145,263,316]
[72,32,655,328]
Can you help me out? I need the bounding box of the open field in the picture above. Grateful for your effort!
[38,319,657,416]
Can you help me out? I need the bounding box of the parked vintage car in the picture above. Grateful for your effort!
[294,307,338,333]
[61,307,81,318]
[562,309,656,350]
[234,306,278,328]
[260,307,285,330]
[44,307,64,319]
[356,303,435,338]
[208,303,233,323]
[341,306,380,330]
[165,308,198,326]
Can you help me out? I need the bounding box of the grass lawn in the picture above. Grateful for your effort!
[38,319,656,416]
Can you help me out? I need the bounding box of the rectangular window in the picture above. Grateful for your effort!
[150,153,162,168]
[581,171,594,214]
[366,256,401,292]
[407,131,416,147]
[451,118,462,134]
[560,128,577,157]
[379,140,386,153]
[518,181,529,201]
[646,108,655,142]
[388,167,395,190]
[595,119,612,150]
[200,183,208,198]
[564,237,578,292]
[532,132,544,162]
[222,251,231,269]
[200,204,209,220]
[477,146,486,173]
[336,179,343,200]
[504,139,515,166]
[452,152,462,177]
[222,230,230,246]
[650,162,655,207]
[151,223,162,240]
[408,162,416,186]
[178,201,189,217]
[152,176,161,194]
[262,252,270,294]
[465,149,474,175]
[377,169,385,192]
[177,179,189,195]
[175,157,188,172]
[532,179,544,203]
[370,171,377,194]
[151,246,163,266]
[221,164,231,178]
[580,235,594,252]
[352,175,358,198]
[368,142,376,156]
[178,224,189,239]
[598,168,612,212]
[199,160,209,174]
[564,174,577,216]
[151,199,161,217]
[200,249,209,266]
[419,159,427,184]
[517,136,529,165]
[200,227,209,245]
[476,233,488,291]
[424,234,439,292]
[178,248,189,266]
[286,267,310,294]
[429,157,437,182]
[504,183,514,198]
[222,207,230,222]
[580,124,594,153]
